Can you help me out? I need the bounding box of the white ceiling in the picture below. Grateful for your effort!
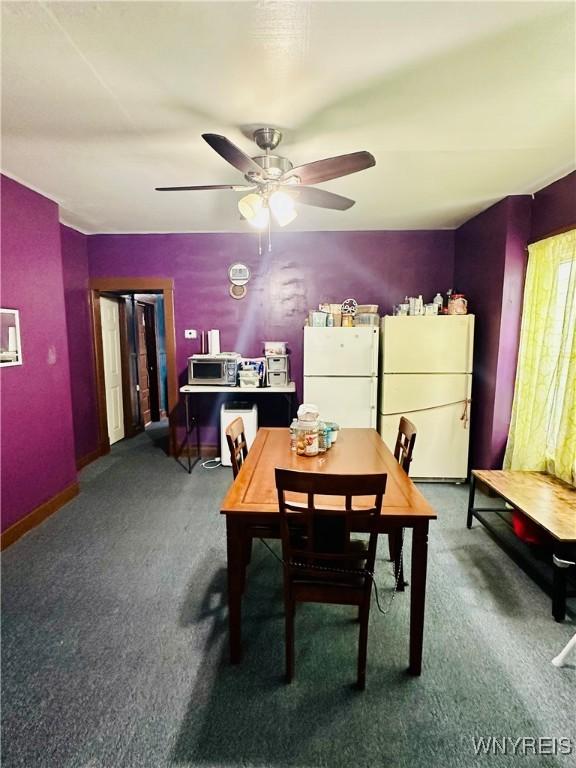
[2,1,574,234]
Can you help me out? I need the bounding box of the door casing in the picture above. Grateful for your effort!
[89,278,177,456]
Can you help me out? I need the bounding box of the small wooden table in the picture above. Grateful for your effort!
[220,427,437,675]
[467,470,576,621]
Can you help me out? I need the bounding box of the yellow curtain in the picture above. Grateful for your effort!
[504,229,576,485]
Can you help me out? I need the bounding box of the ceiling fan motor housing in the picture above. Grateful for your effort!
[247,154,293,181]
[253,127,282,151]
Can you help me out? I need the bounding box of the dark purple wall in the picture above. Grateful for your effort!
[455,171,575,469]
[88,230,454,445]
[454,199,511,468]
[0,176,77,532]
[61,225,99,461]
[492,197,532,464]
[531,171,576,243]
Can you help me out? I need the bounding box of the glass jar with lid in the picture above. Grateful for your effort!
[296,419,319,456]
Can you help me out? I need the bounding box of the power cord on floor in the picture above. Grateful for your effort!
[257,534,405,616]
[201,457,222,469]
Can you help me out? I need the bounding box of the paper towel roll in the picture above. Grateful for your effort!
[8,326,17,352]
[208,329,220,355]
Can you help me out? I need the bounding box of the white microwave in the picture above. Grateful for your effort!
[188,354,240,386]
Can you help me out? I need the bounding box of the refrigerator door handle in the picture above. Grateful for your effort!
[370,376,378,428]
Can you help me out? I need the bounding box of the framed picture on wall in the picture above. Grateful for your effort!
[0,308,23,367]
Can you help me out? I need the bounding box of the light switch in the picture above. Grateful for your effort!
[184,329,197,339]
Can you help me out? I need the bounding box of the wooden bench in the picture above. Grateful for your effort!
[467,470,576,621]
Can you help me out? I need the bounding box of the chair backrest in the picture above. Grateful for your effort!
[225,417,248,478]
[275,469,387,578]
[394,417,417,475]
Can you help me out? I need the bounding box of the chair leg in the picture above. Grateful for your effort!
[285,593,295,684]
[357,600,370,690]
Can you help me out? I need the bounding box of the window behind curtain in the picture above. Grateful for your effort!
[504,229,576,486]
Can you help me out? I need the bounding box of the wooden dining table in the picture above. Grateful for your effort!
[220,427,437,675]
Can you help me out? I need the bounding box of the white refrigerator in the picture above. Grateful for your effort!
[303,326,379,428]
[378,315,474,481]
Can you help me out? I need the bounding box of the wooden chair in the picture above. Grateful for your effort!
[389,416,417,591]
[225,417,254,573]
[275,468,387,690]
[225,418,276,576]
[225,417,248,478]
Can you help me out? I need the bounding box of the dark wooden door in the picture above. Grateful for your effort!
[136,303,151,425]
[143,302,161,422]
[119,298,143,438]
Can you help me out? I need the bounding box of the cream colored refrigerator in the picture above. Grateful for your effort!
[378,315,474,480]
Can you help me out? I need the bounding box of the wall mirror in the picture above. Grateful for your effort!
[0,309,23,367]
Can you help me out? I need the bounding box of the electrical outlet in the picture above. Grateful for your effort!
[184,329,197,339]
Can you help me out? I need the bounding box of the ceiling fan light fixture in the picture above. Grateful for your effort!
[248,206,270,230]
[269,190,297,227]
[238,192,262,220]
[238,193,270,230]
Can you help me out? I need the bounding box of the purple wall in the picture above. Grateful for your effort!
[531,171,576,243]
[455,171,575,469]
[492,198,532,463]
[454,199,510,468]
[61,225,99,461]
[88,230,454,445]
[0,177,77,532]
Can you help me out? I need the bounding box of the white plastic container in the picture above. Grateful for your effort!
[264,341,287,355]
[354,313,379,326]
[239,371,260,388]
[266,355,288,372]
[267,370,288,387]
[309,311,327,327]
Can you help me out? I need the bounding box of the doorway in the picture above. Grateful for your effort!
[90,278,177,457]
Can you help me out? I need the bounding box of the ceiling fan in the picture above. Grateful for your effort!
[155,128,376,229]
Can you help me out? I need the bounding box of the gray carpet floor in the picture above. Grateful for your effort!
[2,429,575,768]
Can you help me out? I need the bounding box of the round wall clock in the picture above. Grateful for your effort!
[228,263,251,286]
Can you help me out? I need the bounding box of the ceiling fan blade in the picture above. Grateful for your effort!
[281,151,375,185]
[155,184,255,192]
[202,133,264,176]
[281,185,355,210]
